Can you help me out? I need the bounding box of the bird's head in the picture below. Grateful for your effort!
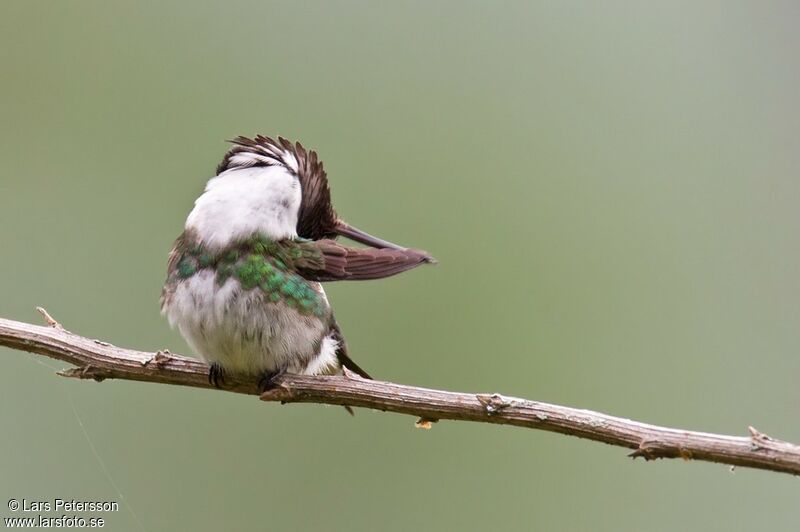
[203,135,431,259]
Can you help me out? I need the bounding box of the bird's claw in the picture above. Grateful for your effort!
[208,362,226,388]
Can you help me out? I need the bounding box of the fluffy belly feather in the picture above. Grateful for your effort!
[163,270,337,375]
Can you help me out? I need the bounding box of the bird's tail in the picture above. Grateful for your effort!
[329,316,371,415]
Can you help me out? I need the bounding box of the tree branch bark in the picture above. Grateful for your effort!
[1,312,798,476]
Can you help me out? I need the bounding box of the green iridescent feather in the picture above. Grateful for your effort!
[173,234,327,317]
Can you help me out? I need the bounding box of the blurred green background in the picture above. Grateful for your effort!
[1,1,799,530]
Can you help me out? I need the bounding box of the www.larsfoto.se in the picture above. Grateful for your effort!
[3,515,105,528]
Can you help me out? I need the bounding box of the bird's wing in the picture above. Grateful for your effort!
[288,239,434,282]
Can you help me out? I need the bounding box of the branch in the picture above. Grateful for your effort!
[1,312,799,476]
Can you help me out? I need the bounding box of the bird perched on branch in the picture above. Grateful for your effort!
[161,135,434,390]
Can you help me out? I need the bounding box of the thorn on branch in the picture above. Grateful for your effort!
[476,393,512,415]
[57,365,106,382]
[57,367,81,379]
[628,449,649,460]
[628,440,693,462]
[629,440,660,461]
[143,350,173,368]
[748,426,773,450]
[342,366,366,380]
[260,382,293,402]
[36,307,64,331]
[415,417,439,430]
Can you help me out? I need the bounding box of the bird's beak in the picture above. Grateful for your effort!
[335,221,405,250]
[335,221,437,263]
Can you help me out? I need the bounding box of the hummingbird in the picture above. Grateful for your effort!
[161,135,434,390]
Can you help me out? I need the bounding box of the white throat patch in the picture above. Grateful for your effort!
[185,166,301,249]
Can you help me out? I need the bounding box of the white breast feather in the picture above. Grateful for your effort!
[185,166,301,249]
[303,334,340,375]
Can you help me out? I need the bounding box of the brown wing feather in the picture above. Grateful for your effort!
[289,139,339,240]
[295,239,432,282]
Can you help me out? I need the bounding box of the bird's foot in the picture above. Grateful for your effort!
[257,369,286,393]
[208,362,226,388]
